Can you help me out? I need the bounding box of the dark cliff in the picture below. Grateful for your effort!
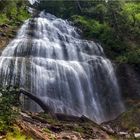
[116,64,140,107]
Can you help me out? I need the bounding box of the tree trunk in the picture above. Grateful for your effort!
[17,120,50,140]
[75,0,82,13]
[19,88,55,117]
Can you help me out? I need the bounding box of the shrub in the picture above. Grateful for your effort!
[0,86,20,133]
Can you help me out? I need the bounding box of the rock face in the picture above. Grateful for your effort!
[0,24,17,55]
[116,64,140,105]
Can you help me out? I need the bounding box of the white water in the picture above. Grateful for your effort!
[0,12,124,123]
[28,0,38,5]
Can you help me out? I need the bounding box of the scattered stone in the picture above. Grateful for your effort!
[49,125,62,133]
[0,32,6,37]
[134,133,140,138]
[119,131,128,135]
[118,131,131,138]
[56,131,82,140]
[20,112,32,118]
[102,125,115,133]
[0,136,5,139]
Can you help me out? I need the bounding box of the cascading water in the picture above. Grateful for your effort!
[0,11,124,123]
[28,0,38,5]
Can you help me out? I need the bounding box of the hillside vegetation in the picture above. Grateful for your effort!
[0,0,30,50]
[0,0,30,26]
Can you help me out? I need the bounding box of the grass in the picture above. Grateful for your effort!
[5,126,33,140]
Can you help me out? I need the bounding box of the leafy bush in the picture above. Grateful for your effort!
[0,86,20,133]
[127,49,140,64]
[72,15,106,38]
[116,56,128,63]
[0,14,9,25]
[6,126,33,140]
[0,0,30,25]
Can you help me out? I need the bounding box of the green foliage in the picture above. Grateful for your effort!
[6,126,33,140]
[0,14,9,24]
[0,86,20,133]
[116,55,128,63]
[43,128,56,140]
[71,15,103,38]
[127,49,140,64]
[0,0,30,25]
[38,113,58,124]
[73,126,85,133]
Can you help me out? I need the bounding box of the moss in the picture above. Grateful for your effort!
[73,126,85,133]
[108,104,140,133]
[110,135,120,140]
[37,113,59,125]
[0,14,9,25]
[120,105,140,132]
[5,126,33,140]
[43,128,52,133]
[43,128,56,140]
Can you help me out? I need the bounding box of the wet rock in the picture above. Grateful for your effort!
[101,125,115,134]
[118,131,131,138]
[0,32,6,37]
[49,125,62,133]
[0,24,8,28]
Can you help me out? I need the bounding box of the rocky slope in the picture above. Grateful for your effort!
[0,24,18,54]
[1,108,140,140]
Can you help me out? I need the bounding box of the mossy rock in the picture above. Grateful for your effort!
[120,104,140,132]
[105,104,140,132]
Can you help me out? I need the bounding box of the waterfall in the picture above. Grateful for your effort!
[0,11,124,123]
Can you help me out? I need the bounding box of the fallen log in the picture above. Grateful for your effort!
[19,88,55,117]
[17,120,50,140]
